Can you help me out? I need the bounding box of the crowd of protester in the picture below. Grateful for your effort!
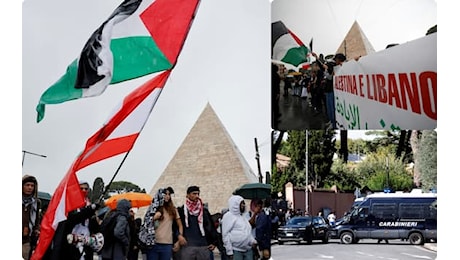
[23,175,288,260]
[273,52,347,130]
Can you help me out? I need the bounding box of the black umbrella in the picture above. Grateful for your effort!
[233,183,272,199]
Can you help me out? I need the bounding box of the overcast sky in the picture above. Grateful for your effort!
[272,0,437,57]
[22,0,272,193]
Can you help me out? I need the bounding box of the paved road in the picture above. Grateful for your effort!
[92,240,436,259]
[274,86,329,130]
[271,239,437,260]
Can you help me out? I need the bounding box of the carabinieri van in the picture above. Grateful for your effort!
[329,192,437,245]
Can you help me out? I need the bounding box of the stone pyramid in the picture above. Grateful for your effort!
[336,20,375,60]
[142,103,258,215]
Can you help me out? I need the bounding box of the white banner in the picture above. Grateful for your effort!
[334,33,436,130]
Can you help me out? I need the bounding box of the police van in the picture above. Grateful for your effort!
[329,192,437,245]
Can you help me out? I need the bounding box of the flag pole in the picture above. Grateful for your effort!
[305,130,309,215]
[98,150,132,203]
[95,1,202,202]
[93,0,201,202]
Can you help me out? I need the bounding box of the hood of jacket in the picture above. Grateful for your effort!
[22,174,38,198]
[228,195,244,215]
[116,199,132,217]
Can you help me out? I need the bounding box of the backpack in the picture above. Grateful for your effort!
[138,204,157,250]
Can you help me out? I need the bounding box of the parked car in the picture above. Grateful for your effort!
[277,216,330,245]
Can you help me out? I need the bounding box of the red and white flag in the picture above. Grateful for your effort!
[32,0,199,256]
[30,165,85,260]
[31,70,171,260]
[76,70,171,170]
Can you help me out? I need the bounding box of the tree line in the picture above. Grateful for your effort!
[89,178,146,203]
[271,130,437,194]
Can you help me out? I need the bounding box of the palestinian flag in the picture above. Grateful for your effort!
[272,20,310,67]
[36,0,200,123]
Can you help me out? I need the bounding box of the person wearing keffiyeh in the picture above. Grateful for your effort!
[175,186,218,260]
[22,175,41,260]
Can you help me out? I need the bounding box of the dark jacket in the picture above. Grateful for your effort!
[255,209,272,250]
[101,199,132,260]
[42,204,98,260]
[177,205,218,247]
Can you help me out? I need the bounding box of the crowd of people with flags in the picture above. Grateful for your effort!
[23,179,282,260]
[272,51,346,131]
[23,1,205,259]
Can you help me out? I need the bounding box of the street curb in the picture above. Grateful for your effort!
[423,243,437,252]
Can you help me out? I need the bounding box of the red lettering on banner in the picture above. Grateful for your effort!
[419,71,437,120]
[334,76,342,91]
[388,74,402,108]
[399,73,421,114]
[350,75,357,95]
[335,75,358,96]
[358,74,364,97]
[336,71,436,120]
[377,74,387,103]
[366,74,373,100]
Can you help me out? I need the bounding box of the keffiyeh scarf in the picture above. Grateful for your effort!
[184,197,204,236]
[23,195,38,233]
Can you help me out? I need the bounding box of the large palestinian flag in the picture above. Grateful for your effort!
[36,0,200,123]
[272,20,310,67]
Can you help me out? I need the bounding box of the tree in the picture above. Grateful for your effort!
[283,130,306,187]
[272,130,336,190]
[308,130,336,188]
[417,130,437,191]
[347,139,368,155]
[410,130,422,187]
[272,130,286,164]
[395,130,414,164]
[328,159,360,191]
[270,164,289,194]
[355,149,412,191]
[106,181,144,196]
[339,130,348,161]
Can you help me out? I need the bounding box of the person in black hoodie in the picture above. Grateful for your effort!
[100,199,132,260]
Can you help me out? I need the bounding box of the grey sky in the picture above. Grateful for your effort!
[272,0,437,57]
[22,0,272,193]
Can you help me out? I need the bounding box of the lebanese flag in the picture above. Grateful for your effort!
[272,20,311,67]
[76,70,171,170]
[31,70,171,259]
[30,167,85,260]
[36,0,200,123]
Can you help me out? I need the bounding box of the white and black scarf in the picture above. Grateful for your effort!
[23,195,38,234]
